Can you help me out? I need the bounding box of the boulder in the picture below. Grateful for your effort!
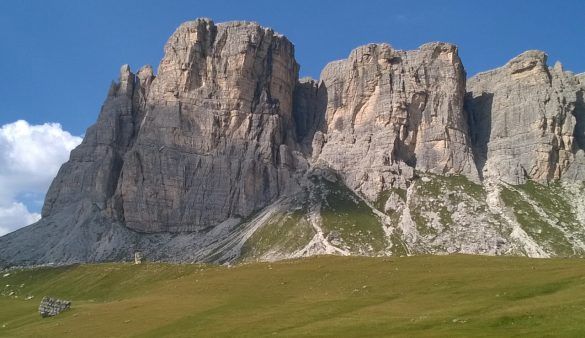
[39,297,71,317]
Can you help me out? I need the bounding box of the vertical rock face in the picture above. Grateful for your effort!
[42,64,151,217]
[115,19,301,232]
[305,43,477,200]
[292,77,328,155]
[45,18,301,233]
[2,18,585,268]
[467,51,585,184]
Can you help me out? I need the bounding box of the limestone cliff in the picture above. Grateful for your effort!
[303,42,478,202]
[466,51,585,184]
[45,19,304,233]
[1,19,585,268]
[114,20,302,232]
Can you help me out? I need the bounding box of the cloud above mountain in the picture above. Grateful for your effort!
[0,120,82,236]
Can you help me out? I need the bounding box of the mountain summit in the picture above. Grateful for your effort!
[1,18,584,267]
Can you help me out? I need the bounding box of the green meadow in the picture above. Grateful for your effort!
[1,255,585,337]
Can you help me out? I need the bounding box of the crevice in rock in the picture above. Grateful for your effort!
[573,89,585,152]
[292,79,328,155]
[465,91,494,180]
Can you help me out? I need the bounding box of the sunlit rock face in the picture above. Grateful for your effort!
[2,19,585,268]
[305,42,478,202]
[44,19,303,233]
[115,19,302,232]
[467,50,585,184]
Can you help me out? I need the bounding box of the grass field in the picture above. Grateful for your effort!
[1,255,585,337]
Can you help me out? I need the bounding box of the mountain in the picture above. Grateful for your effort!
[1,18,584,267]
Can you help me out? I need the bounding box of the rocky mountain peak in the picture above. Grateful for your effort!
[307,40,477,201]
[2,18,585,267]
[506,50,547,73]
[467,50,585,184]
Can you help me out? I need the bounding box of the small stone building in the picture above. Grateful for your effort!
[38,296,71,317]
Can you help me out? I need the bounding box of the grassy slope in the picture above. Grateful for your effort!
[317,178,387,254]
[2,256,585,337]
[240,209,315,260]
[242,176,582,259]
[405,175,487,242]
[500,182,583,256]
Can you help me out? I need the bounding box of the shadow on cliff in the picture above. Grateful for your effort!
[292,80,328,155]
[465,91,494,180]
[573,90,585,152]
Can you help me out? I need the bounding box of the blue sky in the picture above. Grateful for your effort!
[0,0,584,233]
[1,0,584,135]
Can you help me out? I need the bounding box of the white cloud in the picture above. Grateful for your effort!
[0,202,41,236]
[0,120,82,236]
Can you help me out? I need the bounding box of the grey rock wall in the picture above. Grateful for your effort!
[44,18,304,233]
[115,19,301,232]
[1,18,584,267]
[466,51,585,184]
[308,42,478,202]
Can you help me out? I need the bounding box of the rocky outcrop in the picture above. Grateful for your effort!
[39,297,71,317]
[1,18,585,268]
[466,51,585,184]
[304,42,478,201]
[45,18,304,233]
[114,19,303,232]
[42,64,150,218]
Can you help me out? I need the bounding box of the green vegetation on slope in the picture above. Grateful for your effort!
[500,185,576,256]
[2,255,585,337]
[373,188,406,229]
[517,182,573,224]
[516,181,585,243]
[240,208,315,260]
[409,174,486,237]
[415,174,485,201]
[374,187,406,211]
[388,229,409,256]
[315,178,387,254]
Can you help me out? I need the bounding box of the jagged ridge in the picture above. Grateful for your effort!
[1,18,584,267]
